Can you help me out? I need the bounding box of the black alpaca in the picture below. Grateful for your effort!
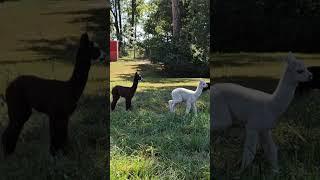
[296,66,320,95]
[111,72,143,111]
[2,33,105,156]
[203,82,211,92]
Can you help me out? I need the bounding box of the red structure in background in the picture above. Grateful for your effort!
[110,40,118,62]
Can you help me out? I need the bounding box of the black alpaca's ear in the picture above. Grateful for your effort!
[80,33,89,47]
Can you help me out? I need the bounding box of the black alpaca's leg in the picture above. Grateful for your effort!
[111,94,120,111]
[49,116,69,156]
[2,102,31,156]
[125,98,132,111]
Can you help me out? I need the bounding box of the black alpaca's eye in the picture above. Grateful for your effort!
[297,69,304,74]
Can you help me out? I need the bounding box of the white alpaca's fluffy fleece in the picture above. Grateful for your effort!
[169,80,208,115]
[210,52,312,174]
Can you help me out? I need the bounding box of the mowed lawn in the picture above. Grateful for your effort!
[0,1,108,179]
[110,59,210,179]
[210,53,320,179]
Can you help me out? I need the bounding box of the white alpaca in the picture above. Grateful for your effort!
[169,80,208,115]
[210,52,312,174]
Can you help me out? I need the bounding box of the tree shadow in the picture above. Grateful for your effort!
[0,59,49,65]
[0,0,20,3]
[112,61,210,83]
[211,75,279,93]
[18,37,79,64]
[210,53,282,68]
[40,8,107,48]
[17,8,107,65]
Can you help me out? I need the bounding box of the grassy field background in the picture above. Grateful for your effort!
[0,0,108,179]
[210,53,320,179]
[110,59,210,179]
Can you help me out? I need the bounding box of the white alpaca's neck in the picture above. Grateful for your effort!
[271,64,297,116]
[194,84,204,99]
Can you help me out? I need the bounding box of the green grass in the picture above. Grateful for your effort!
[210,52,320,179]
[0,0,108,179]
[110,60,210,179]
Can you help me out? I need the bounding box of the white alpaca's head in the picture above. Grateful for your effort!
[199,80,208,88]
[285,52,312,83]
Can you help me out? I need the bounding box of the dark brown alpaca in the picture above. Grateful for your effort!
[1,33,105,156]
[111,72,143,111]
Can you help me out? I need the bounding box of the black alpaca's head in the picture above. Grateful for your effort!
[79,33,106,63]
[134,72,143,82]
[203,82,211,92]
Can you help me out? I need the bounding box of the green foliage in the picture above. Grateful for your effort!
[142,0,209,77]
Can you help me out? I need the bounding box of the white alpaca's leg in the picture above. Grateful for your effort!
[192,102,197,115]
[211,94,232,130]
[168,100,173,112]
[240,128,258,173]
[170,93,182,112]
[185,102,192,114]
[260,130,279,173]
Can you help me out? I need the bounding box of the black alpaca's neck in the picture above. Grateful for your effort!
[69,48,91,100]
[130,79,139,93]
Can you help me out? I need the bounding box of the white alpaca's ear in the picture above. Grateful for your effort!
[284,51,295,63]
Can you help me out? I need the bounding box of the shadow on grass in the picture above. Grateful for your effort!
[210,53,320,68]
[17,8,107,65]
[112,61,209,84]
[212,75,279,94]
[0,59,50,65]
[41,8,107,49]
[0,94,108,179]
[0,0,20,3]
[210,53,281,67]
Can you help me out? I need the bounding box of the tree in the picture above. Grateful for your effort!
[171,0,181,37]
[143,0,210,77]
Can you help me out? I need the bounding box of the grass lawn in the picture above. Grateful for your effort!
[110,59,210,179]
[0,0,108,179]
[210,52,320,179]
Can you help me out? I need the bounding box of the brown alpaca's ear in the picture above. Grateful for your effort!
[80,33,89,47]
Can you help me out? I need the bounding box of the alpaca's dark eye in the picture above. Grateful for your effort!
[297,70,304,74]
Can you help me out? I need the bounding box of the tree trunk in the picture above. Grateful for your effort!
[117,0,123,57]
[171,0,181,38]
[131,0,136,58]
[111,0,120,42]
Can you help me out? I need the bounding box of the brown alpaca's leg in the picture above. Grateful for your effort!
[126,98,132,111]
[111,94,120,111]
[49,116,69,156]
[2,101,31,156]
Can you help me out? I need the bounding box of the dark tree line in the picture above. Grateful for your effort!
[211,0,320,52]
